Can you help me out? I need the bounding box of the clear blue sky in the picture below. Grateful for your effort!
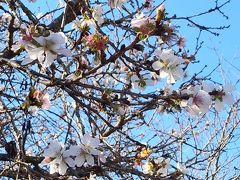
[166,0,240,84]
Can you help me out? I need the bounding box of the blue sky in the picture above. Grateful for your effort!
[165,0,240,84]
[166,0,240,57]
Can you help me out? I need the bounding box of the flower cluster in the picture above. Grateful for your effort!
[134,146,152,166]
[142,157,170,176]
[179,83,235,115]
[84,34,108,51]
[108,0,127,9]
[206,83,235,111]
[11,24,35,53]
[154,81,235,116]
[72,4,104,31]
[42,134,106,175]
[32,90,51,110]
[131,13,155,35]
[72,18,95,31]
[152,48,185,84]
[23,31,71,68]
[22,88,51,112]
[92,5,104,26]
[142,157,188,178]
[13,26,71,68]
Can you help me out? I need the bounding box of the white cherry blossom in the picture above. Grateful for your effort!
[1,13,20,27]
[24,31,71,68]
[131,13,148,28]
[98,151,107,164]
[214,83,235,111]
[142,157,170,176]
[32,90,51,110]
[41,93,51,110]
[176,163,188,174]
[152,49,184,84]
[155,157,170,176]
[108,0,127,9]
[70,134,101,167]
[202,82,234,111]
[1,13,12,23]
[72,18,95,30]
[187,89,212,115]
[42,140,75,175]
[93,5,104,26]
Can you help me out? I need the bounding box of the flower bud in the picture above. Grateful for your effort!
[156,4,165,24]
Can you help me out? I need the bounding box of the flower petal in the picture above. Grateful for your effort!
[75,155,85,167]
[215,99,223,112]
[223,94,234,105]
[58,162,68,175]
[90,149,100,156]
[21,57,34,65]
[56,48,72,56]
[152,61,162,71]
[66,145,81,156]
[49,163,58,174]
[28,47,44,60]
[34,36,45,46]
[81,134,100,147]
[43,140,62,157]
[44,51,57,67]
[153,48,162,56]
[85,154,94,166]
[46,32,67,44]
[65,157,75,168]
[159,70,168,79]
